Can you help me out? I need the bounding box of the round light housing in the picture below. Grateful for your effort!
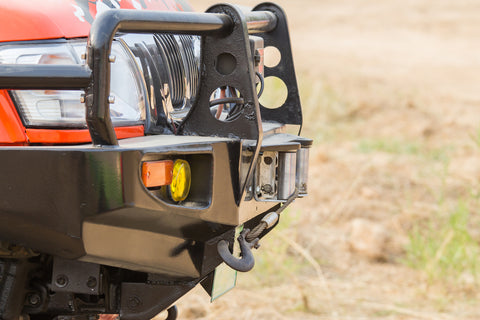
[169,159,191,202]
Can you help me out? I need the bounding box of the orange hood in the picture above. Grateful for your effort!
[0,0,192,42]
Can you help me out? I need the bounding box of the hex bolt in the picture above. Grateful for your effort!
[80,94,86,103]
[263,156,273,165]
[81,53,87,60]
[109,55,116,63]
[262,184,273,194]
[127,296,142,310]
[27,293,41,306]
[55,274,68,288]
[86,276,97,289]
[108,95,115,104]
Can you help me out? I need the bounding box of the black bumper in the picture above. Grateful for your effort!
[0,132,309,279]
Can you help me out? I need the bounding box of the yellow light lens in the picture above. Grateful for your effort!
[170,159,191,202]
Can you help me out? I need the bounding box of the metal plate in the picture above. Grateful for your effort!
[210,225,243,301]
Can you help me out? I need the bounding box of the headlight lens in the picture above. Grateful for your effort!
[0,40,146,128]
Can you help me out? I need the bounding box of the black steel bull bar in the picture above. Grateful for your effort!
[0,6,277,145]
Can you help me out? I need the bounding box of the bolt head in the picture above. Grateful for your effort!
[109,54,116,63]
[55,274,68,288]
[80,94,86,103]
[108,95,115,104]
[27,293,41,306]
[86,276,97,289]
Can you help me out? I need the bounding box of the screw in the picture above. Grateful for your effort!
[86,276,97,289]
[262,184,273,194]
[55,274,68,288]
[263,156,273,165]
[27,293,41,306]
[127,296,142,310]
[109,54,116,63]
[108,95,115,104]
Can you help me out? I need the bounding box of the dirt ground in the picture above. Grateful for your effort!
[170,0,480,318]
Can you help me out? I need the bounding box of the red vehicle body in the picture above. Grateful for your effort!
[0,1,310,319]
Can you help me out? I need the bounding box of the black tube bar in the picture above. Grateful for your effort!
[86,10,236,146]
[0,65,91,90]
[86,9,278,146]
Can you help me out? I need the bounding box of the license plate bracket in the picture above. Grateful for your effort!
[210,225,243,301]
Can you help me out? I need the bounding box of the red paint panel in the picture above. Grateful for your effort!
[0,90,28,144]
[0,0,189,42]
[26,125,144,144]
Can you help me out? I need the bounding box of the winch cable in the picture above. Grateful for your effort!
[245,189,299,243]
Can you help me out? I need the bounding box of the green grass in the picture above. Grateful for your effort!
[471,127,480,148]
[404,200,480,285]
[357,138,452,164]
[358,139,420,155]
[245,210,308,286]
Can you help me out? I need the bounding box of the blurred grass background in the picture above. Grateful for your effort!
[171,0,480,319]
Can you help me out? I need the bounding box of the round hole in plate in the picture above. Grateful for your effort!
[264,46,281,68]
[259,76,288,109]
[209,86,244,122]
[216,52,237,75]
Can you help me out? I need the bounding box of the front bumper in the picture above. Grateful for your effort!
[0,126,310,279]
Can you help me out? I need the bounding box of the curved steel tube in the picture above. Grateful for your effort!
[86,8,278,146]
[86,10,234,146]
[245,11,277,33]
[0,65,91,90]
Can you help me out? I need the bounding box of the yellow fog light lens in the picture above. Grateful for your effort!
[170,159,191,202]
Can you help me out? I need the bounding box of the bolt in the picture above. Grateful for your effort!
[86,276,97,289]
[81,53,87,60]
[108,95,115,104]
[127,296,142,310]
[27,293,41,306]
[262,184,273,194]
[263,156,273,165]
[254,50,261,64]
[109,54,116,63]
[55,274,68,288]
[80,94,86,103]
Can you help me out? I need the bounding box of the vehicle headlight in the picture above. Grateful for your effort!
[0,40,146,128]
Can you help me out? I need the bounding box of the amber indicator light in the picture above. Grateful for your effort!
[141,160,174,188]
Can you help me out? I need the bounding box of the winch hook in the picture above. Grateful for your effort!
[217,229,258,272]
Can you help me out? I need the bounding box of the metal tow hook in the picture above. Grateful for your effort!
[217,229,259,272]
[165,305,178,320]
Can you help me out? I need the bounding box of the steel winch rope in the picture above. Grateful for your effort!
[245,189,299,243]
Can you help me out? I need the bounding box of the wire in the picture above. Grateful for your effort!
[209,97,245,107]
[245,189,300,243]
[214,87,227,119]
[256,71,264,98]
